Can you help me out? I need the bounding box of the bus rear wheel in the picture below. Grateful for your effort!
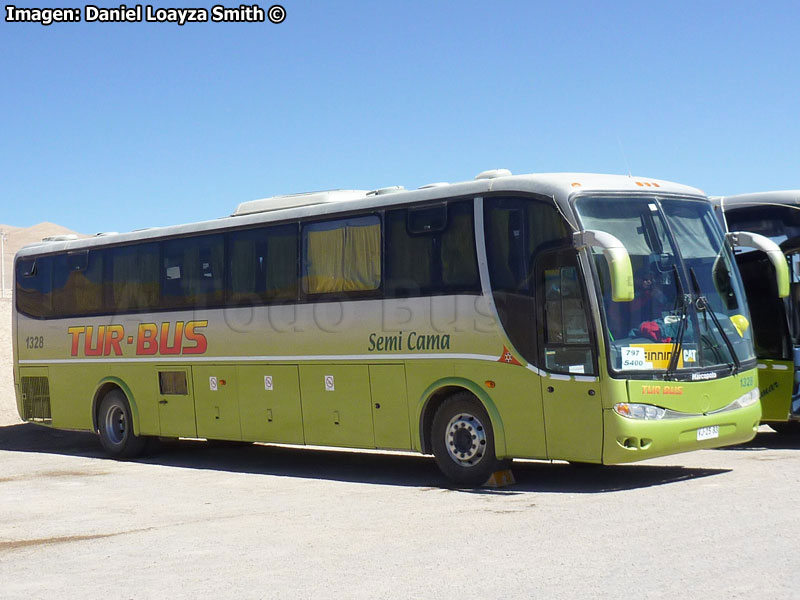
[97,390,147,458]
[431,393,503,486]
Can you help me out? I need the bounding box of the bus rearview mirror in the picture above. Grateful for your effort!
[726,231,790,298]
[573,230,634,302]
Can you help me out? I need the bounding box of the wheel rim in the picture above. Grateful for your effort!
[104,405,126,445]
[445,412,487,466]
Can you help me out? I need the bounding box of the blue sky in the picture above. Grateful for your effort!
[1,0,798,233]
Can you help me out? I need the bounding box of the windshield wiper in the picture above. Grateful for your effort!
[690,267,741,374]
[666,265,690,380]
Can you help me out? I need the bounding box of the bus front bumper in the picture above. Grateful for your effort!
[602,400,761,465]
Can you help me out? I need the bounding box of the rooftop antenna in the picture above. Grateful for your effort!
[616,134,632,178]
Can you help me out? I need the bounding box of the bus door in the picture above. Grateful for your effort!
[156,366,197,438]
[535,248,603,462]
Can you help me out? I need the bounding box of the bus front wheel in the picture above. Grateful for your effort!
[431,393,504,486]
[97,390,148,458]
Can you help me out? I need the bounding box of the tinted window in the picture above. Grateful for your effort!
[52,250,104,316]
[303,216,381,294]
[163,234,225,309]
[159,371,188,395]
[482,197,570,364]
[15,256,53,318]
[385,200,480,296]
[537,250,595,375]
[736,252,790,359]
[228,224,298,303]
[484,197,570,294]
[109,243,160,312]
[408,204,447,233]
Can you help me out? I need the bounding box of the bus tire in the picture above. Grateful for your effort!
[768,421,800,435]
[97,390,148,458]
[431,392,502,486]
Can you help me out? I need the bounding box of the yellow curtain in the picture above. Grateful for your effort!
[343,222,381,291]
[305,228,346,293]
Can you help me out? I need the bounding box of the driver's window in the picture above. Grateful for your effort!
[538,251,595,375]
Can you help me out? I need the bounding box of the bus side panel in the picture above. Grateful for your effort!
[237,364,304,445]
[48,363,161,435]
[406,361,455,452]
[369,364,411,450]
[193,364,241,440]
[47,364,96,430]
[453,362,547,460]
[406,361,548,460]
[757,360,794,421]
[299,364,374,448]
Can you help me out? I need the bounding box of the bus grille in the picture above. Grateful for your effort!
[21,377,52,422]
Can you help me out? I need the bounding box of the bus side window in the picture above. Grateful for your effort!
[51,250,104,316]
[228,224,298,304]
[537,251,595,376]
[108,243,160,313]
[15,256,53,318]
[483,197,572,367]
[385,200,481,297]
[162,234,224,309]
[302,216,381,295]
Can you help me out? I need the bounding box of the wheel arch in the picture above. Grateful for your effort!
[417,377,507,457]
[92,377,140,435]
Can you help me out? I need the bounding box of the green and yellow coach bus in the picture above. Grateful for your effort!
[714,191,800,433]
[12,170,789,484]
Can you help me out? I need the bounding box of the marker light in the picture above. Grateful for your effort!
[614,403,666,420]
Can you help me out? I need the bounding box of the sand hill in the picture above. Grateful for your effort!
[0,223,87,297]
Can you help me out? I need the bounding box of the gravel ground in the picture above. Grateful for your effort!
[2,299,800,599]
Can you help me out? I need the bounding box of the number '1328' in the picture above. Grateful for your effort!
[26,336,44,349]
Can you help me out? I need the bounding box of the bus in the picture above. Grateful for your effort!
[713,191,800,433]
[12,170,789,485]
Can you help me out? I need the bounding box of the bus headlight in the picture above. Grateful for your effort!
[730,389,760,410]
[614,403,666,420]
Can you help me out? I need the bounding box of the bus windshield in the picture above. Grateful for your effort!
[576,196,755,377]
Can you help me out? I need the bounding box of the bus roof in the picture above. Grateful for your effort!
[16,170,706,259]
[712,190,800,212]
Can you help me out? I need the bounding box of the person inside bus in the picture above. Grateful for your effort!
[607,264,673,341]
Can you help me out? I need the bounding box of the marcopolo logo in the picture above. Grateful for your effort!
[68,320,208,357]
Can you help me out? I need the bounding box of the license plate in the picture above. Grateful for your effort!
[697,425,719,441]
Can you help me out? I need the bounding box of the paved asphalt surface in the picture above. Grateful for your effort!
[1,420,799,599]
